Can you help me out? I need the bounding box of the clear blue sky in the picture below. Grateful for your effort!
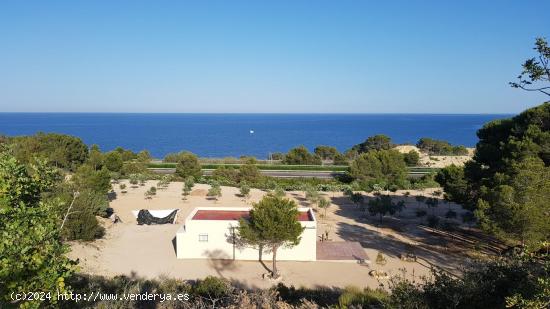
[0,1,548,113]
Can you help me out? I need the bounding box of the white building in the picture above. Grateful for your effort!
[176,207,317,261]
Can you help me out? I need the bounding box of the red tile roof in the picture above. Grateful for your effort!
[192,210,313,221]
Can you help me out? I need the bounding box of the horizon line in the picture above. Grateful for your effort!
[0,111,515,116]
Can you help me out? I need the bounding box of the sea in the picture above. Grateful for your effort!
[0,113,510,159]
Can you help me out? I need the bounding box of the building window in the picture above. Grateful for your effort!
[198,234,208,242]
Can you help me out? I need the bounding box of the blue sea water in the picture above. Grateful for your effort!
[0,113,510,159]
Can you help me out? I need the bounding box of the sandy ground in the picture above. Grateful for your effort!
[69,181,476,289]
[394,145,474,168]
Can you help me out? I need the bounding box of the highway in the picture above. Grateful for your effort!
[148,168,429,179]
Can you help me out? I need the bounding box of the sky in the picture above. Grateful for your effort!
[0,1,548,114]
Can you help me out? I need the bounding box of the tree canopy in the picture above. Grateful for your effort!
[510,37,550,96]
[437,103,550,247]
[175,152,202,179]
[367,195,398,222]
[476,157,550,246]
[403,150,420,166]
[349,149,408,190]
[10,132,89,170]
[283,146,322,165]
[350,134,393,154]
[72,164,112,195]
[314,145,340,160]
[416,137,468,155]
[435,164,470,206]
[103,151,124,172]
[0,151,73,307]
[238,162,261,183]
[434,39,550,247]
[237,195,304,278]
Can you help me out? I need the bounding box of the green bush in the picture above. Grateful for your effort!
[387,280,427,308]
[121,161,147,176]
[404,150,420,166]
[283,146,322,165]
[238,163,261,183]
[72,165,112,194]
[175,152,202,179]
[350,134,393,153]
[192,276,231,300]
[62,210,105,241]
[103,151,123,172]
[10,132,89,170]
[58,249,549,309]
[349,149,408,189]
[212,166,239,182]
[275,283,341,307]
[417,137,469,155]
[338,286,388,308]
[410,172,440,189]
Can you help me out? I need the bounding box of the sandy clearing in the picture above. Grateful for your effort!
[393,145,474,168]
[69,181,472,289]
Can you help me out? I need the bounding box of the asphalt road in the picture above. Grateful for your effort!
[148,168,428,179]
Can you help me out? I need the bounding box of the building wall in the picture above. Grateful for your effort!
[176,207,317,261]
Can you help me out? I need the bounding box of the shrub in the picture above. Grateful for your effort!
[275,283,340,307]
[144,186,157,199]
[184,176,195,188]
[338,286,389,308]
[72,165,112,194]
[10,132,88,170]
[207,182,222,200]
[376,252,387,266]
[350,134,393,153]
[427,215,440,228]
[239,183,251,198]
[62,210,105,241]
[129,174,139,186]
[333,153,349,165]
[387,280,427,308]
[273,186,286,198]
[445,209,457,219]
[404,150,420,166]
[416,209,427,217]
[283,146,322,165]
[441,220,459,231]
[417,137,468,155]
[193,276,231,301]
[175,152,202,179]
[240,156,258,164]
[411,172,440,189]
[138,173,147,186]
[349,149,408,189]
[461,211,476,228]
[79,189,110,217]
[103,151,123,172]
[212,166,239,182]
[238,163,261,183]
